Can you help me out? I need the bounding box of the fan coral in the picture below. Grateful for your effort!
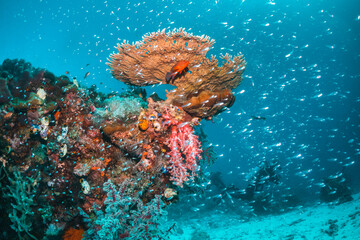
[108,28,246,118]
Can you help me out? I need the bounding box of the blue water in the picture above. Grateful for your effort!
[1,0,359,238]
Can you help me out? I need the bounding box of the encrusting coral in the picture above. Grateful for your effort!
[108,28,246,119]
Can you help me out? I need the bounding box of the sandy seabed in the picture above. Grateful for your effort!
[170,193,360,240]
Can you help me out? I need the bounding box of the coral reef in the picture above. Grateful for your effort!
[0,58,203,239]
[0,29,243,238]
[108,28,246,119]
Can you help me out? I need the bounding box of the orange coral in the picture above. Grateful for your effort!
[108,28,214,86]
[107,28,246,119]
[138,117,149,131]
[62,227,84,240]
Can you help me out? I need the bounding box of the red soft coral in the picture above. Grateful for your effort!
[168,123,202,187]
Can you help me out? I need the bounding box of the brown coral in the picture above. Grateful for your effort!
[107,28,246,118]
[101,121,129,136]
[181,89,235,118]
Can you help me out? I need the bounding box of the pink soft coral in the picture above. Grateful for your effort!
[168,123,202,187]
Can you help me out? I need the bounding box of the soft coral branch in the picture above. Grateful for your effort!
[168,123,202,187]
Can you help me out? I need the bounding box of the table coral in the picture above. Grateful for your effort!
[108,28,246,119]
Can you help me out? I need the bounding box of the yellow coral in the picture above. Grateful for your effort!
[138,117,149,131]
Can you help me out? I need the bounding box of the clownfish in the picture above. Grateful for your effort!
[165,60,189,83]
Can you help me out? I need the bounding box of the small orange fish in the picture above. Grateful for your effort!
[4,112,13,119]
[165,60,189,83]
[54,111,61,121]
[65,71,70,74]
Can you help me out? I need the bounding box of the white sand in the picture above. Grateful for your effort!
[170,193,360,240]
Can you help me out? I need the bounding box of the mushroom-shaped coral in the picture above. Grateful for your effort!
[107,28,246,119]
[107,28,214,86]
